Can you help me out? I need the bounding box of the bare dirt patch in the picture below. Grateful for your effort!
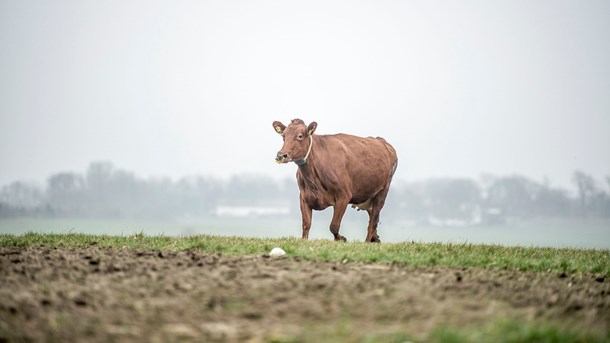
[1,247,608,342]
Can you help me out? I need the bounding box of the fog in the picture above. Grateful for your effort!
[1,1,609,247]
[1,162,609,248]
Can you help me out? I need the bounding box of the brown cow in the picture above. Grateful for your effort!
[272,119,398,242]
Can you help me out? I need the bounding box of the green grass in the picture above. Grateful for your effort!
[428,318,609,343]
[1,232,608,276]
[262,318,610,343]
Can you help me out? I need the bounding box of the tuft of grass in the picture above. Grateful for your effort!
[0,232,608,276]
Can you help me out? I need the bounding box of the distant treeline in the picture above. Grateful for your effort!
[1,162,609,224]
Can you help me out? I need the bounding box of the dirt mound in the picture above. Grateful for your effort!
[1,247,608,342]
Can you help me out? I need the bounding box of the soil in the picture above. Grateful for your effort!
[0,247,608,342]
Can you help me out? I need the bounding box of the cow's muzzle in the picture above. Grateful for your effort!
[275,152,290,164]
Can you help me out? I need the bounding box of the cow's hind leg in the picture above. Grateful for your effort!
[365,208,380,243]
[365,187,391,243]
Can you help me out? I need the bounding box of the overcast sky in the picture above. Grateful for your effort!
[1,0,609,189]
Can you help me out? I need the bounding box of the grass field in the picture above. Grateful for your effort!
[1,233,609,342]
[2,217,609,249]
[2,232,608,275]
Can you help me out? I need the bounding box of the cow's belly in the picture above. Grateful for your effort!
[303,188,380,211]
[351,183,384,204]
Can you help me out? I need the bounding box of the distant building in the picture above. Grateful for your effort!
[213,205,290,217]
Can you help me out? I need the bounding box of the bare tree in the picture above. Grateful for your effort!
[572,170,597,217]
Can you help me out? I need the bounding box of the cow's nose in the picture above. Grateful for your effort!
[276,152,289,163]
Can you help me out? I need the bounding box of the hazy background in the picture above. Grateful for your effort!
[1,1,609,247]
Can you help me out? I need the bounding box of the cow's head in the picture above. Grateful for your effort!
[272,118,317,164]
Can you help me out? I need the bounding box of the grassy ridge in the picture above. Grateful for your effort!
[1,232,608,275]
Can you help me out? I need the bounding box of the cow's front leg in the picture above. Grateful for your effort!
[329,196,349,242]
[300,194,312,239]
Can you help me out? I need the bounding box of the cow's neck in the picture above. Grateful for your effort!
[296,140,320,191]
[296,135,318,171]
[294,135,314,166]
[296,136,330,194]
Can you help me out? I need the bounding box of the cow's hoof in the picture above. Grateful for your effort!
[335,235,347,242]
[367,236,381,243]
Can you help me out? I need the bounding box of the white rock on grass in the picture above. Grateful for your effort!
[269,247,286,257]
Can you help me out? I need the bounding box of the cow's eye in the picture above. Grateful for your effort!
[297,134,304,140]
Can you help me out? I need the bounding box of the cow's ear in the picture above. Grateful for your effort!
[273,121,286,135]
[307,121,317,136]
